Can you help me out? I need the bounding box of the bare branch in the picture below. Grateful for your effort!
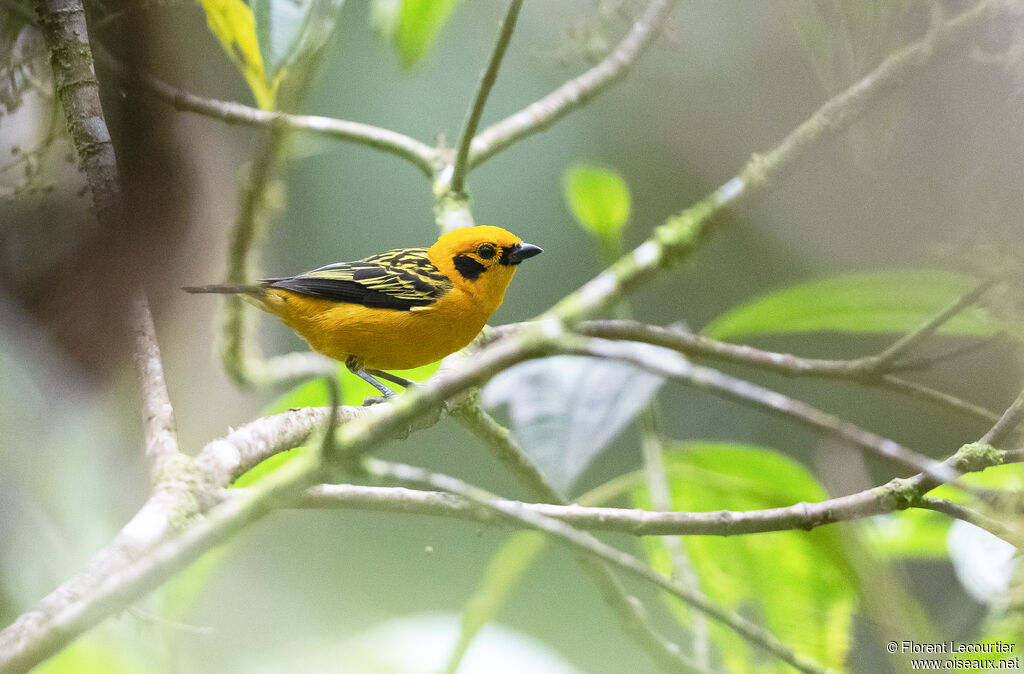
[441,355,693,670]
[638,411,712,668]
[36,0,121,221]
[918,496,1022,545]
[878,375,999,424]
[364,458,829,674]
[130,292,181,480]
[866,276,999,371]
[982,387,1024,447]
[288,481,900,536]
[469,0,674,168]
[546,0,1012,323]
[575,320,1001,424]
[449,0,524,194]
[95,47,438,176]
[568,336,961,483]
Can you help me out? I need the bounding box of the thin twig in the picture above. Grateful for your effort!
[450,392,557,502]
[449,0,524,195]
[365,459,829,674]
[878,375,999,424]
[867,276,999,370]
[469,0,674,168]
[638,410,712,669]
[545,0,1009,323]
[94,46,438,176]
[575,320,1000,424]
[448,391,693,671]
[130,292,181,481]
[982,387,1024,447]
[282,442,1024,534]
[917,496,1021,545]
[569,336,961,483]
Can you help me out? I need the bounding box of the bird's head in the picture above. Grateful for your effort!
[428,225,542,305]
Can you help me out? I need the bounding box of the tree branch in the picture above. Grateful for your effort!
[364,458,829,674]
[567,336,960,483]
[918,496,1022,545]
[442,355,694,671]
[545,0,1011,324]
[448,0,523,195]
[574,320,1000,424]
[36,0,121,222]
[292,445,1020,538]
[981,387,1024,447]
[130,292,181,481]
[94,46,438,176]
[469,0,674,168]
[865,276,999,371]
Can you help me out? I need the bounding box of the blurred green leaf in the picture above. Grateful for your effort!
[563,164,631,239]
[704,269,1006,341]
[445,531,546,674]
[36,634,141,674]
[373,0,461,66]
[866,462,1024,560]
[252,0,345,82]
[262,361,440,414]
[635,442,855,672]
[325,613,581,673]
[482,350,671,495]
[242,361,439,485]
[863,510,950,559]
[233,446,310,487]
[199,0,279,109]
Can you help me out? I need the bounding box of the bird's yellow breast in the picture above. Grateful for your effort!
[260,283,505,370]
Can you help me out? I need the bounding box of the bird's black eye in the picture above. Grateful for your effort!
[477,244,496,259]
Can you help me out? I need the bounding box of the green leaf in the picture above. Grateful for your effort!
[374,0,462,66]
[563,164,631,239]
[252,0,345,82]
[241,361,440,485]
[863,510,951,559]
[481,350,670,496]
[262,361,440,415]
[199,0,279,109]
[36,634,141,674]
[867,462,1024,562]
[445,531,547,674]
[704,269,1006,341]
[635,442,855,672]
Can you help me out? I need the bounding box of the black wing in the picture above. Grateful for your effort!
[262,248,451,311]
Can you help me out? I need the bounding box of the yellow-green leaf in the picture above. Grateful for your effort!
[635,442,855,672]
[372,0,461,66]
[704,269,1009,341]
[563,164,631,238]
[199,0,279,109]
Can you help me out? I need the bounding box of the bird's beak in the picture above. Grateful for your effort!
[503,242,543,265]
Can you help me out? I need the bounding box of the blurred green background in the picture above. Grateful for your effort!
[1,1,1022,672]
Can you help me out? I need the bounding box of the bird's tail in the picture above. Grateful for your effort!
[182,284,263,296]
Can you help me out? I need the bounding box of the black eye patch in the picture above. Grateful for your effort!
[477,244,496,259]
[453,254,486,280]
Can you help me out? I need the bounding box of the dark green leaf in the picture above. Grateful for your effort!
[704,269,1006,341]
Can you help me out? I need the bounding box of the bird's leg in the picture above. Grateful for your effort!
[346,357,397,405]
[366,369,414,389]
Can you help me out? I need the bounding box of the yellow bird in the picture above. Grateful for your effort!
[186,225,542,401]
